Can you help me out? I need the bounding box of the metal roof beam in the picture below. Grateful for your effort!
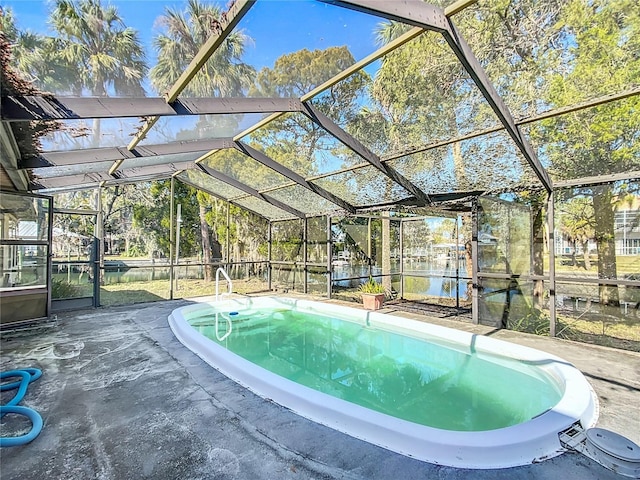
[2,96,303,121]
[112,161,197,179]
[21,138,235,168]
[516,87,640,126]
[445,0,479,16]
[301,103,432,206]
[34,174,173,194]
[31,155,199,179]
[176,175,274,222]
[320,0,449,32]
[177,175,237,203]
[29,172,112,190]
[442,21,552,192]
[197,163,305,218]
[322,0,552,193]
[234,141,356,214]
[381,87,640,163]
[0,123,28,190]
[554,170,640,189]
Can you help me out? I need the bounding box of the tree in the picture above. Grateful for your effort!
[250,46,369,177]
[99,184,156,256]
[150,0,254,98]
[48,0,146,98]
[133,181,202,259]
[1,6,74,94]
[557,196,596,270]
[536,0,640,305]
[149,0,255,281]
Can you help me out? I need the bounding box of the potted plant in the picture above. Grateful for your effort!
[358,276,387,311]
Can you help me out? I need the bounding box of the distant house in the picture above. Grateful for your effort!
[615,209,640,255]
[554,201,640,256]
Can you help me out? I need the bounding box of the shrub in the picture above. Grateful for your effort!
[51,278,79,299]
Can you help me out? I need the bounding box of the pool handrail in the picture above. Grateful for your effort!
[214,312,232,342]
[215,267,233,301]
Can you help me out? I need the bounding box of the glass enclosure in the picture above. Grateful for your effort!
[402,215,467,307]
[553,181,640,349]
[0,191,52,324]
[477,195,540,328]
[2,0,638,352]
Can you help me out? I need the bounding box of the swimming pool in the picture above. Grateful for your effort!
[169,296,598,469]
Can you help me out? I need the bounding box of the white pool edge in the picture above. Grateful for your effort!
[169,296,599,469]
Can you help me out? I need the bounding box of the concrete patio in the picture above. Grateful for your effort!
[1,295,638,479]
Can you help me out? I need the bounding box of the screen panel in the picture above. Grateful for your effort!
[309,30,502,160]
[313,166,412,207]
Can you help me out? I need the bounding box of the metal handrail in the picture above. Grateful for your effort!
[214,312,232,342]
[215,267,233,301]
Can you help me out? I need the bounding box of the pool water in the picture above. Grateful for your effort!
[188,306,562,432]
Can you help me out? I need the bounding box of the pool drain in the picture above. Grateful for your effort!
[559,423,640,478]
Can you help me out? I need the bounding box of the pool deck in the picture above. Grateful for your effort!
[1,294,638,479]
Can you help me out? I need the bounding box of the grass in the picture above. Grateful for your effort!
[553,254,639,275]
[98,277,269,306]
[554,311,640,351]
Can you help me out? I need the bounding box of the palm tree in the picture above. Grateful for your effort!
[1,7,19,41]
[49,0,147,98]
[149,0,254,98]
[1,7,64,92]
[149,0,255,282]
[42,0,148,153]
[558,197,596,270]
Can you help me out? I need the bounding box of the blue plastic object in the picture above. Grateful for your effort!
[1,371,30,408]
[229,311,239,316]
[1,368,42,391]
[1,368,43,447]
[0,406,43,447]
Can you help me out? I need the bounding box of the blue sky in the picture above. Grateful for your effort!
[3,0,384,71]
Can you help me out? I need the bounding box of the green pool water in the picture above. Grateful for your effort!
[188,306,562,432]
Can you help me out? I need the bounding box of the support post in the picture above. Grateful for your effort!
[46,196,53,316]
[456,215,460,310]
[95,186,103,307]
[327,215,332,299]
[399,219,404,299]
[382,213,391,293]
[268,222,272,291]
[367,217,372,277]
[472,198,479,324]
[175,204,182,292]
[547,191,557,337]
[169,177,175,300]
[303,218,308,294]
[226,200,231,272]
